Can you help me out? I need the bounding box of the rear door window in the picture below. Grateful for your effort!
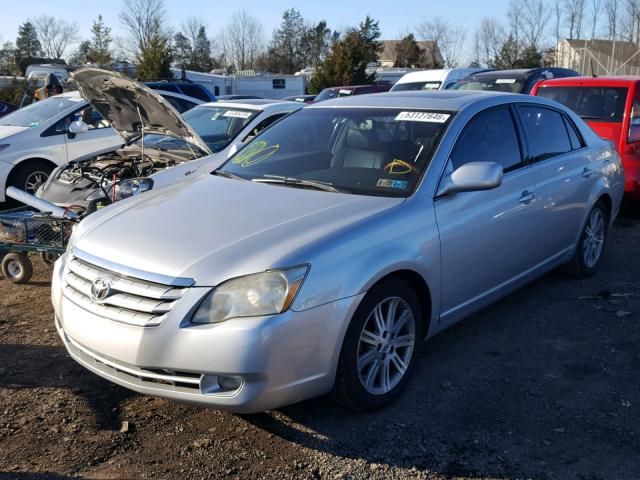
[536,86,628,123]
[451,107,523,172]
[518,106,572,162]
[628,97,640,143]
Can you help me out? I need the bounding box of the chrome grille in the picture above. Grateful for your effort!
[63,255,188,326]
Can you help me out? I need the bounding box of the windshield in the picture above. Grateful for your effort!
[315,89,342,102]
[217,107,452,197]
[536,86,628,122]
[451,78,525,93]
[0,95,82,127]
[392,81,442,91]
[138,106,257,153]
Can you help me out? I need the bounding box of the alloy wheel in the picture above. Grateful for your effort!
[357,297,416,395]
[583,208,605,269]
[24,171,49,194]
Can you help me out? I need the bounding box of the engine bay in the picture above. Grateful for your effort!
[40,145,196,215]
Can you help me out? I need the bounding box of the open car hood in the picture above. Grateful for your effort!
[72,68,212,155]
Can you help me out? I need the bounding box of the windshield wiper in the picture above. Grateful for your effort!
[579,115,611,121]
[252,176,341,193]
[212,169,247,181]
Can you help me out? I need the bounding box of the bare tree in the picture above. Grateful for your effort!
[182,16,204,49]
[34,16,79,59]
[474,17,505,66]
[522,0,552,49]
[605,0,619,40]
[589,0,604,38]
[219,10,264,70]
[564,0,586,39]
[506,0,522,58]
[415,17,467,68]
[119,0,169,58]
[619,0,640,43]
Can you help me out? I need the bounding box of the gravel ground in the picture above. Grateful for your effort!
[0,204,639,480]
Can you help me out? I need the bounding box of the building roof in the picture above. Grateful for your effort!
[562,39,640,68]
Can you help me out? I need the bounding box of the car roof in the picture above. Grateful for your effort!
[196,99,302,111]
[467,68,578,80]
[308,90,517,111]
[396,68,489,83]
[535,75,640,87]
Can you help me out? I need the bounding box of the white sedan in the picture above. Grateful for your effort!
[0,90,203,203]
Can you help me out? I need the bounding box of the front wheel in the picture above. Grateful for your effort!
[332,277,423,411]
[566,201,609,277]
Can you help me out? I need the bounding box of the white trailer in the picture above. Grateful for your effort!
[171,69,306,99]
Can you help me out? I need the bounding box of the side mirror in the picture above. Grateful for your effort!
[68,120,89,137]
[437,161,503,197]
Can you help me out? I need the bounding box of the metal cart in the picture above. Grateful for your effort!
[0,207,77,283]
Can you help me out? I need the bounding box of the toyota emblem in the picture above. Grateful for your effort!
[90,276,112,303]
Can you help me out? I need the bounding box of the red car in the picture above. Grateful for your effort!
[532,76,640,199]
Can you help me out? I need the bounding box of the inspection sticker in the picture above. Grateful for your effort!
[377,179,408,190]
[395,111,450,123]
[223,110,253,119]
[496,78,517,84]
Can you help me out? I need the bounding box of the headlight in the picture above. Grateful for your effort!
[113,177,154,201]
[191,266,309,324]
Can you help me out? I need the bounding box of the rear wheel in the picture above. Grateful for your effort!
[566,201,609,277]
[332,278,423,410]
[8,161,54,196]
[1,253,33,284]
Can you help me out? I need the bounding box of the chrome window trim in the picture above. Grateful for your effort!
[72,248,194,287]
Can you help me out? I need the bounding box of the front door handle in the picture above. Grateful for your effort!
[582,167,593,178]
[519,190,536,204]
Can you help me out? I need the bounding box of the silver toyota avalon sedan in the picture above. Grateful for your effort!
[52,91,625,413]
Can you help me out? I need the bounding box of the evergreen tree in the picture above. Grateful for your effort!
[68,40,91,66]
[309,27,377,93]
[301,21,331,68]
[136,32,173,80]
[190,26,213,72]
[87,15,113,66]
[15,22,42,63]
[394,34,423,67]
[0,42,18,75]
[262,8,307,74]
[356,15,382,64]
[173,32,192,70]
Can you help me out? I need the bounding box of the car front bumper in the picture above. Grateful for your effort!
[52,256,364,413]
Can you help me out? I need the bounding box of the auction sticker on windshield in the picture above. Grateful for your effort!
[223,110,253,119]
[395,111,450,123]
[377,179,408,190]
[496,78,517,84]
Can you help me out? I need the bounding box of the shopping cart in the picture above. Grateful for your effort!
[0,207,77,283]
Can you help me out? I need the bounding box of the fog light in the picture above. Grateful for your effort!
[217,376,243,391]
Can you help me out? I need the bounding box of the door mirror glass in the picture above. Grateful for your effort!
[68,120,89,135]
[437,161,503,197]
[629,99,640,143]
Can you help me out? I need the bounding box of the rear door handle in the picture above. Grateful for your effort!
[519,190,536,204]
[582,167,593,178]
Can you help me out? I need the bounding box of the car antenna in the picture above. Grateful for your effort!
[590,58,598,78]
[136,98,145,177]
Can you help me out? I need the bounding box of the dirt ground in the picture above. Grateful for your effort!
[0,205,639,480]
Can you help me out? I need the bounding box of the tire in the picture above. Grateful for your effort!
[1,253,33,284]
[40,251,60,267]
[332,277,423,411]
[566,200,609,278]
[8,161,54,197]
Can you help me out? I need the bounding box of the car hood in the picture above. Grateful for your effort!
[0,125,30,142]
[73,175,404,285]
[72,68,212,155]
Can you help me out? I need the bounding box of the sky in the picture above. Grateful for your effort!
[1,0,512,58]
